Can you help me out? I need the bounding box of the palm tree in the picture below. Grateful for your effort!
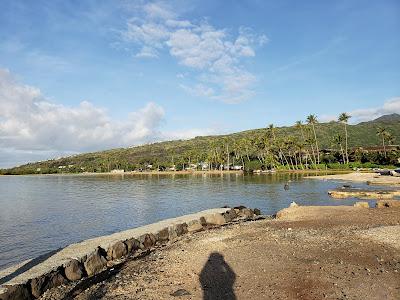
[338,113,351,164]
[306,114,320,165]
[333,134,346,164]
[387,133,395,146]
[295,120,314,167]
[376,127,390,158]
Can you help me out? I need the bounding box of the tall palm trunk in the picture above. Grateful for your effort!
[382,137,387,158]
[340,143,345,164]
[312,124,320,164]
[344,123,349,164]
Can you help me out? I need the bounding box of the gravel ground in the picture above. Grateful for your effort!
[41,206,400,300]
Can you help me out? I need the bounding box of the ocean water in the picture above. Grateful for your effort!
[0,173,375,270]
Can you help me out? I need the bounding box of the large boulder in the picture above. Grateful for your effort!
[155,227,170,242]
[238,208,254,219]
[204,213,226,226]
[139,233,156,249]
[168,223,188,241]
[64,259,84,281]
[84,247,107,276]
[223,209,237,222]
[376,200,400,208]
[0,284,32,300]
[107,241,128,260]
[30,269,67,298]
[187,219,204,233]
[125,238,141,253]
[253,208,262,215]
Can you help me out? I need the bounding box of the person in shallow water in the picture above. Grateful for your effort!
[199,252,236,300]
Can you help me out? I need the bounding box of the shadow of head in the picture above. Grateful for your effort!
[199,252,236,300]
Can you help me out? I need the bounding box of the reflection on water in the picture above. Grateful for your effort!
[0,173,371,269]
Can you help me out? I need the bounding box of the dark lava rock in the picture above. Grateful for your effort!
[30,269,67,298]
[156,227,170,242]
[223,209,238,222]
[0,284,32,300]
[139,233,157,249]
[64,259,84,281]
[84,247,107,276]
[107,241,128,260]
[253,208,262,215]
[125,238,141,253]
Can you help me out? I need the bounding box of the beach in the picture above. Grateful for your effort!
[308,172,400,185]
[38,205,400,300]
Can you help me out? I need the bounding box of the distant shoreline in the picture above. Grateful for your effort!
[0,169,352,176]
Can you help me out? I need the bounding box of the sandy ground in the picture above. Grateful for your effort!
[309,172,400,185]
[41,206,400,300]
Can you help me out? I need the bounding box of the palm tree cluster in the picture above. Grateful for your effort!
[202,114,327,171]
[201,112,396,171]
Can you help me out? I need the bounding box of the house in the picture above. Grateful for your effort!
[200,163,209,171]
[233,165,243,170]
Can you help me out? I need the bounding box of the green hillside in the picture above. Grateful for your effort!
[2,114,400,174]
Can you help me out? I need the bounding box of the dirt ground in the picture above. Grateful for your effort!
[40,206,400,300]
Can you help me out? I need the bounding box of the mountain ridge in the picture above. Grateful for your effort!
[2,114,399,174]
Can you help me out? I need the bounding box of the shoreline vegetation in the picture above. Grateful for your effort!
[0,169,354,177]
[1,113,400,176]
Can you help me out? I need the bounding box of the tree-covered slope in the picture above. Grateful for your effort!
[2,114,399,174]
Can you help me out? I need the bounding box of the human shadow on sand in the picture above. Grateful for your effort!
[199,252,236,300]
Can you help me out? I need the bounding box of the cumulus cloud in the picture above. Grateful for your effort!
[0,68,214,167]
[317,97,400,124]
[350,97,400,123]
[119,2,266,103]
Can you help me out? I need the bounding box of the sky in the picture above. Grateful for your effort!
[0,0,399,167]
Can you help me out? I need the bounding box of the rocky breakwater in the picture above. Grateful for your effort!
[0,206,262,300]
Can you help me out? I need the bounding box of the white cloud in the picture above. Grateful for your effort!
[119,2,266,103]
[350,97,400,123]
[0,68,214,167]
[315,97,400,124]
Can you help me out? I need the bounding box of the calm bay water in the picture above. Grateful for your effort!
[0,173,372,270]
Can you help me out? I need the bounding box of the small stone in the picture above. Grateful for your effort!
[84,247,107,276]
[64,259,84,281]
[107,241,128,260]
[170,289,191,296]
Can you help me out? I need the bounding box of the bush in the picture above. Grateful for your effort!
[244,160,263,172]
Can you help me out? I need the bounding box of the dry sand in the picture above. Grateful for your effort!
[308,172,400,185]
[41,206,400,300]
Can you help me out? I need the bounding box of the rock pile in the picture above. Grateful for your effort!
[0,206,262,300]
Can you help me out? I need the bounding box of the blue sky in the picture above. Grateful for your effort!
[0,0,399,167]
